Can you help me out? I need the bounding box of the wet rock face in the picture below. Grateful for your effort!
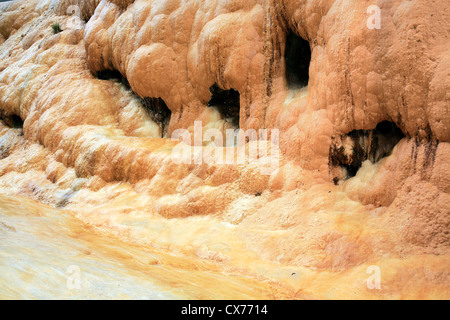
[0,0,449,299]
[96,69,171,137]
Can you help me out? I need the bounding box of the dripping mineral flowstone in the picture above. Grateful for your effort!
[0,0,448,300]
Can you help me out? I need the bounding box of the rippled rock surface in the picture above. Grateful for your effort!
[0,0,449,299]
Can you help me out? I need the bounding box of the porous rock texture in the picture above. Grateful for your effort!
[0,0,449,299]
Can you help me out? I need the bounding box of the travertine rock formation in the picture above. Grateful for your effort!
[0,0,448,299]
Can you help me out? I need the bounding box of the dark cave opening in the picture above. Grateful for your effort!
[96,69,122,80]
[0,112,23,129]
[96,69,130,88]
[285,31,311,89]
[329,121,406,180]
[207,83,241,128]
[6,114,23,128]
[140,97,172,138]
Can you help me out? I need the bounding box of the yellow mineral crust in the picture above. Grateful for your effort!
[0,0,448,299]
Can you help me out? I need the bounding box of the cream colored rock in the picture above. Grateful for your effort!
[0,0,448,299]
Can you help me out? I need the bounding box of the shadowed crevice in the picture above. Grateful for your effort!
[0,111,23,129]
[329,121,406,181]
[207,83,240,128]
[96,69,130,88]
[140,97,171,138]
[285,31,311,89]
